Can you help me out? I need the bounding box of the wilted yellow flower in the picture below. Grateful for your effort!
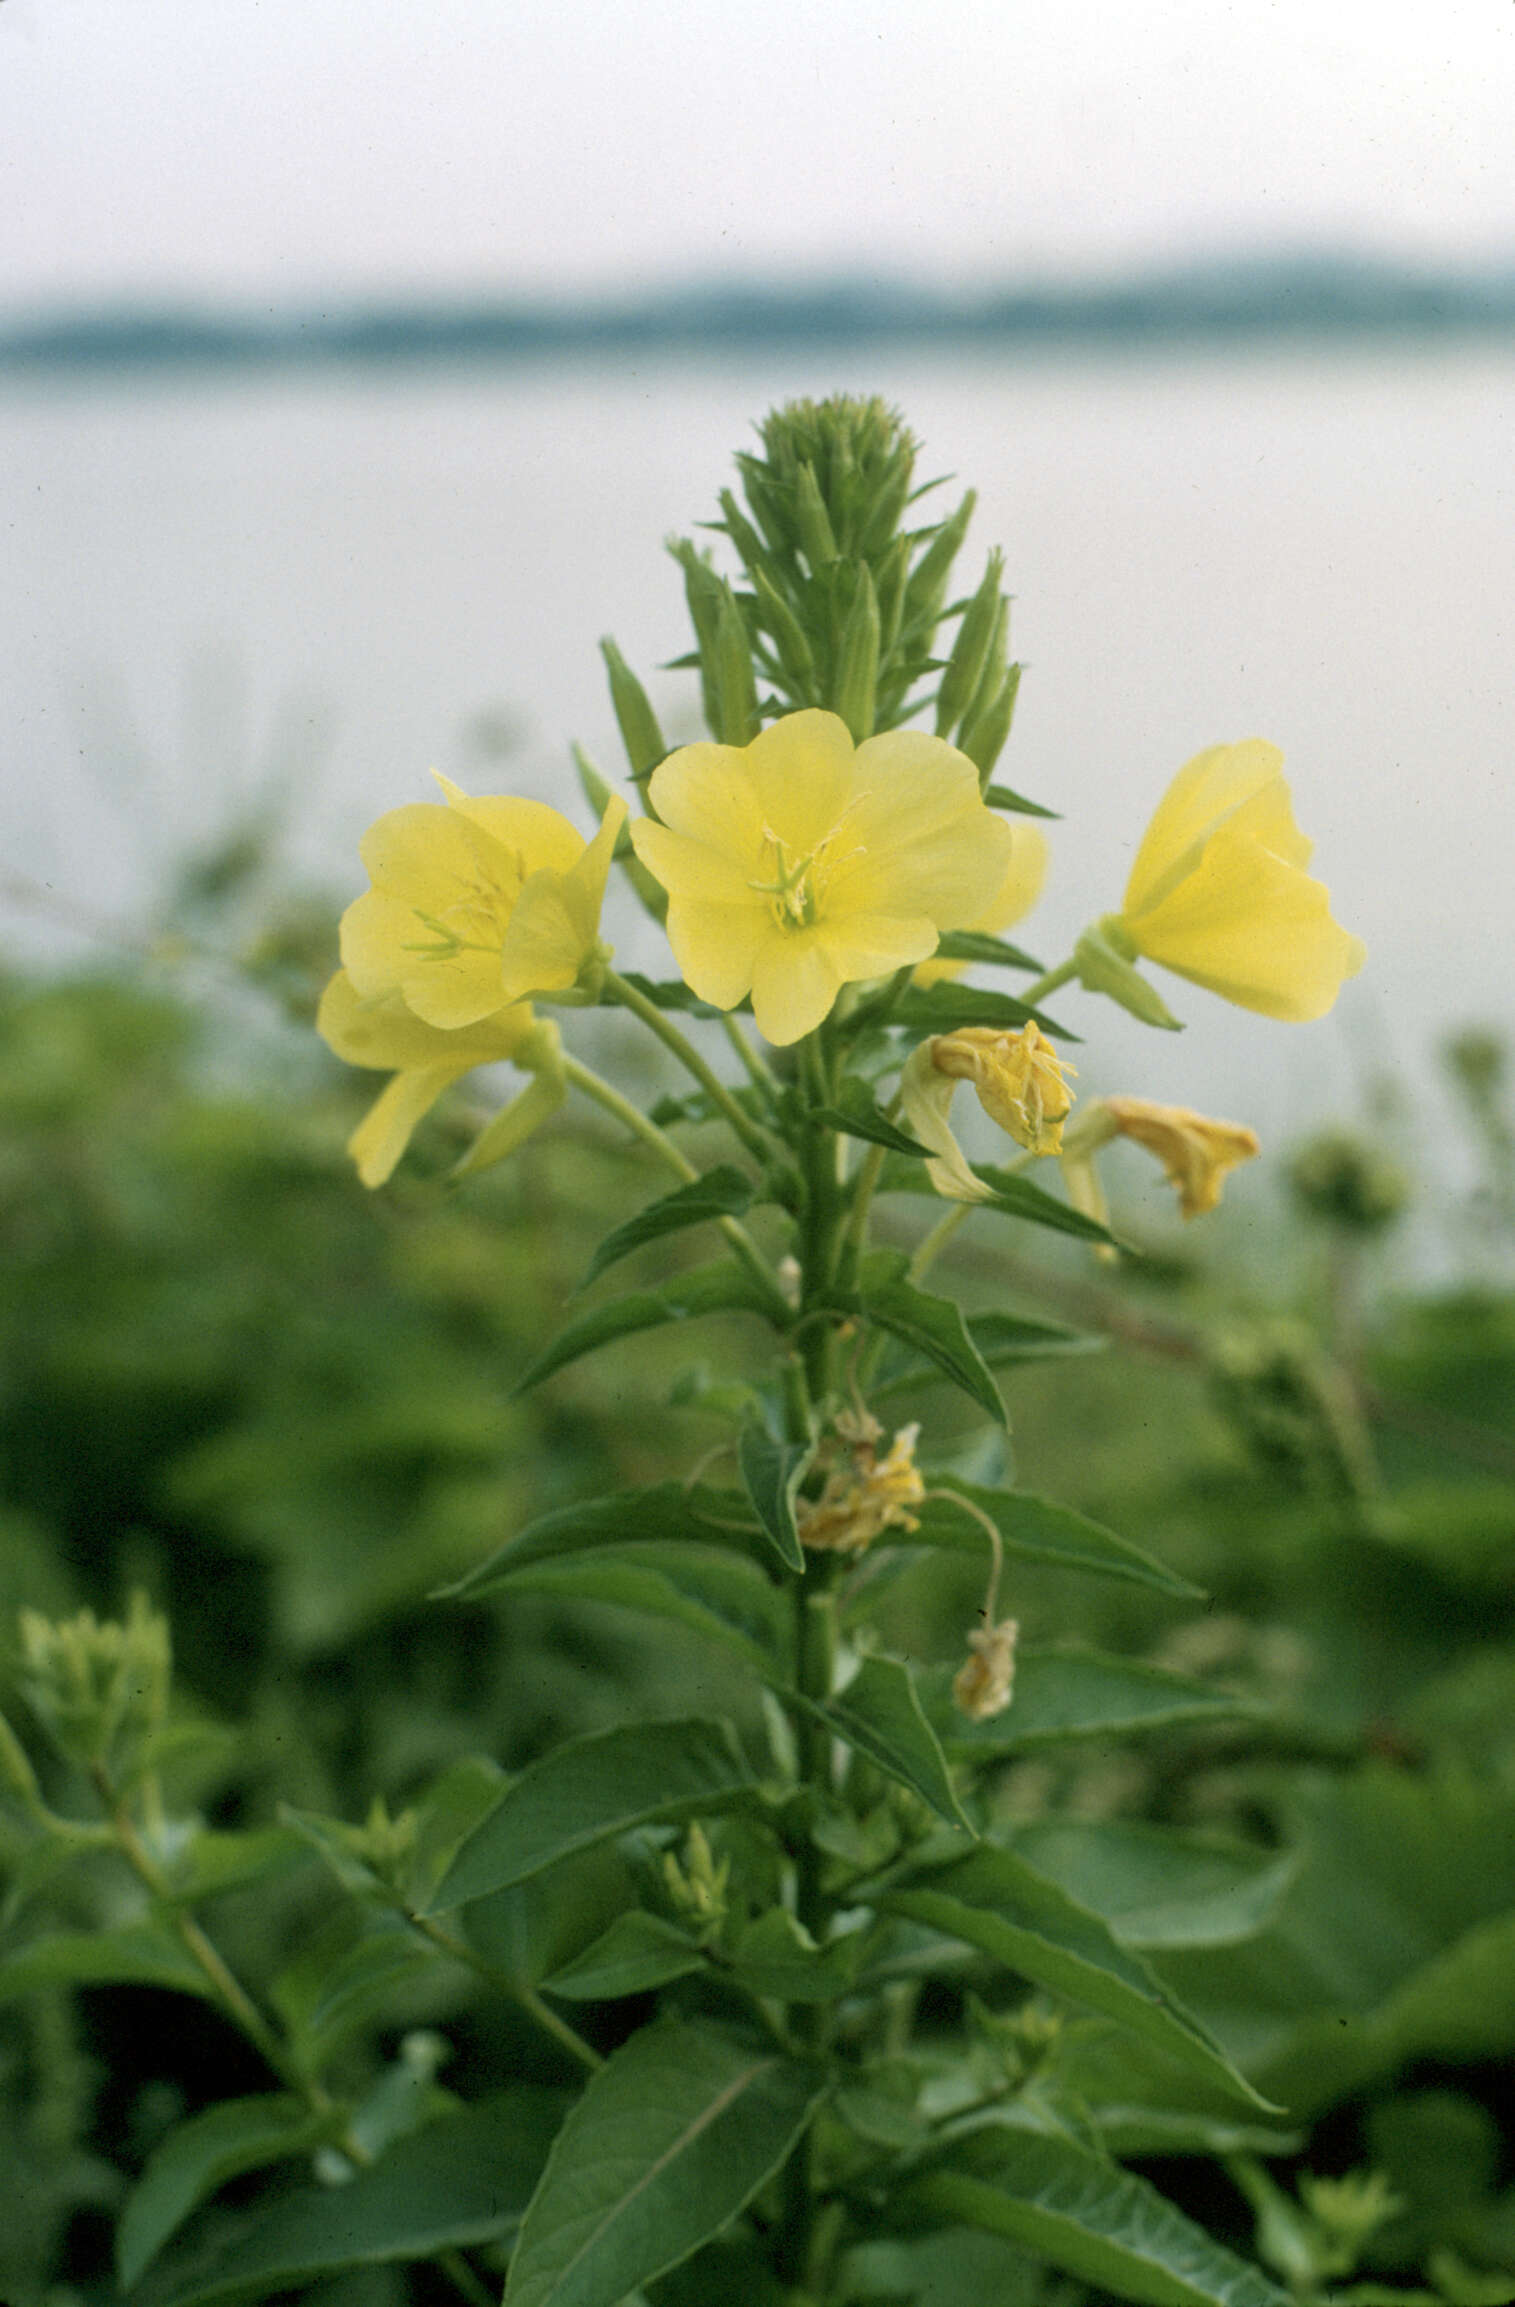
[901,1022,1076,1201]
[952,1617,1019,1722]
[1112,741,1364,1021]
[913,821,1050,989]
[796,1416,926,1554]
[317,972,562,1187]
[338,777,626,1029]
[1060,1093,1259,1243]
[628,710,1013,1045]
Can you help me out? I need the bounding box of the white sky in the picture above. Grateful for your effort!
[2,0,1514,305]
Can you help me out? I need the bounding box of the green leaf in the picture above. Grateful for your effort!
[0,1923,212,2004]
[808,1654,972,1832]
[440,1480,762,1597]
[514,1261,778,1394]
[133,2091,562,2307]
[161,1825,308,1904]
[431,1719,758,1910]
[504,2019,825,2307]
[117,2094,333,2291]
[853,1249,1006,1427]
[615,970,725,1015]
[932,930,1044,971]
[579,1166,756,1290]
[985,781,1058,819]
[922,1649,1249,1754]
[893,983,1075,1039]
[873,1312,1103,1402]
[540,1910,705,2000]
[729,1908,864,2002]
[1155,1771,1515,2116]
[911,2131,1286,2307]
[465,1541,791,1678]
[971,1165,1122,1244]
[738,1421,811,1572]
[1011,1822,1295,1949]
[810,1082,931,1156]
[271,1913,437,2072]
[912,1485,1203,1598]
[881,1844,1272,2108]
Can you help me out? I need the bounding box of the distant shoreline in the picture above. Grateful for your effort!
[6,257,1515,373]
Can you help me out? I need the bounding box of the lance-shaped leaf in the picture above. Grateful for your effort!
[1012,1820,1296,1950]
[810,1080,931,1156]
[921,1649,1250,1757]
[985,780,1058,818]
[504,2020,825,2307]
[912,1485,1201,1598]
[931,929,1043,972]
[514,1262,780,1395]
[909,2130,1287,2307]
[133,2091,562,2307]
[441,1481,763,1596]
[738,1421,811,1572]
[540,1911,705,2001]
[804,1653,971,1832]
[463,1542,790,1679]
[893,982,1076,1039]
[850,1250,1006,1428]
[880,1843,1273,2108]
[117,2096,335,2292]
[578,1165,756,1290]
[873,1311,1102,1401]
[431,1719,758,1911]
[0,1924,212,2005]
[880,1157,1117,1245]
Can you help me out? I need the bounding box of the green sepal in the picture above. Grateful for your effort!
[985,780,1058,818]
[935,550,1004,737]
[712,581,760,744]
[961,661,1023,786]
[834,560,881,740]
[1075,920,1184,1029]
[599,636,667,778]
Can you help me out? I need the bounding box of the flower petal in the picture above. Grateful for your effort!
[1130,824,1366,1020]
[348,1063,472,1188]
[317,971,534,1069]
[433,778,586,877]
[1123,742,1286,918]
[660,897,770,1012]
[750,932,843,1046]
[645,741,768,863]
[743,710,859,853]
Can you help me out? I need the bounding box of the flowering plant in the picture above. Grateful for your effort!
[7,399,1381,2307]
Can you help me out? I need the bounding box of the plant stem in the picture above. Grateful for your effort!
[406,1911,603,2073]
[561,1054,787,1316]
[907,1201,971,1287]
[1019,956,1077,1009]
[603,968,773,1164]
[720,1011,779,1101]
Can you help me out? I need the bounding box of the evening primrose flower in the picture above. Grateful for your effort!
[901,1022,1077,1201]
[628,710,1013,1045]
[317,971,564,1187]
[914,821,1049,989]
[1059,1094,1260,1244]
[796,1414,926,1555]
[339,777,626,1029]
[952,1617,1019,1723]
[1106,741,1364,1021]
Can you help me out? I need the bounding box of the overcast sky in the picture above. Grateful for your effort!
[3,0,1515,306]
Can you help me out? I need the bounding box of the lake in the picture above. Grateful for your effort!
[4,343,1510,1170]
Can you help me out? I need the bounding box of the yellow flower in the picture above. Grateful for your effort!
[1059,1093,1259,1243]
[317,971,563,1187]
[1112,741,1364,1021]
[901,1022,1077,1201]
[628,709,1013,1045]
[796,1416,926,1555]
[952,1617,1019,1723]
[914,820,1049,988]
[339,777,626,1029]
